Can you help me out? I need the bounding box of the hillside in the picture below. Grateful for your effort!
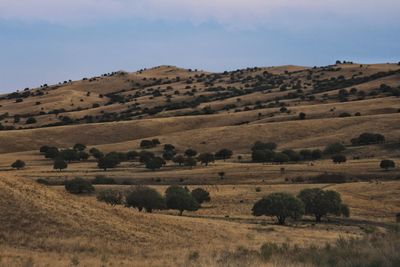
[1,62,400,266]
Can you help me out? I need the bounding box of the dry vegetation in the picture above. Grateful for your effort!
[1,62,400,266]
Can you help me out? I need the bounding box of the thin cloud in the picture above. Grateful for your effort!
[0,0,398,27]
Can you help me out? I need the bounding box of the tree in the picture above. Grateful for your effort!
[191,188,211,205]
[298,188,349,222]
[311,149,322,160]
[332,154,347,164]
[251,141,277,151]
[252,193,304,225]
[163,144,175,152]
[273,153,290,164]
[252,149,275,163]
[282,149,301,162]
[65,178,94,194]
[198,153,215,166]
[73,143,86,151]
[140,139,156,149]
[11,160,25,170]
[39,145,50,153]
[45,147,59,159]
[185,157,197,168]
[172,155,185,166]
[126,150,139,160]
[380,159,395,171]
[324,142,346,155]
[162,150,175,161]
[97,156,119,171]
[215,149,233,161]
[89,147,104,160]
[25,117,37,124]
[299,112,306,120]
[53,159,67,171]
[145,157,165,171]
[165,186,199,215]
[96,189,123,206]
[78,151,90,161]
[139,151,155,164]
[185,148,198,158]
[125,186,165,212]
[218,171,225,179]
[59,149,79,162]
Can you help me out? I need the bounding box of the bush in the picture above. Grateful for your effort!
[299,112,306,120]
[96,189,123,206]
[380,159,395,170]
[11,160,25,170]
[332,154,347,164]
[298,188,349,222]
[351,132,385,145]
[125,186,165,212]
[65,178,94,194]
[165,186,199,215]
[191,188,211,205]
[252,193,304,225]
[92,175,116,184]
[324,142,346,155]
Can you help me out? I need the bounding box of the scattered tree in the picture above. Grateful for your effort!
[11,160,25,170]
[298,188,350,222]
[252,193,304,225]
[198,153,215,166]
[332,154,347,164]
[191,188,211,205]
[165,186,199,215]
[380,159,395,171]
[324,142,346,155]
[125,186,165,212]
[96,189,123,206]
[53,158,67,171]
[215,149,233,161]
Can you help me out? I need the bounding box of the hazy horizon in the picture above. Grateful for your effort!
[1,0,399,92]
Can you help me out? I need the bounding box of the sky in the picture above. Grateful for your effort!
[0,0,399,92]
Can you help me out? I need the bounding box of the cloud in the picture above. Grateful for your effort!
[0,0,398,27]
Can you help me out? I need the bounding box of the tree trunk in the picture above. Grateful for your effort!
[315,214,322,222]
[179,210,183,216]
[277,216,286,225]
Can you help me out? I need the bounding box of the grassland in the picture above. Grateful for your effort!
[0,62,400,266]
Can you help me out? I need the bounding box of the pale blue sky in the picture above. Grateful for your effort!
[0,0,399,92]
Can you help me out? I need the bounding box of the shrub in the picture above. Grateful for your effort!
[125,186,165,212]
[298,188,350,222]
[299,112,306,120]
[332,154,347,164]
[96,189,123,206]
[324,142,346,154]
[53,159,67,171]
[252,193,304,225]
[140,139,158,148]
[191,188,211,205]
[65,178,94,194]
[92,175,116,185]
[11,160,25,170]
[165,186,199,215]
[351,132,385,145]
[380,159,395,170]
